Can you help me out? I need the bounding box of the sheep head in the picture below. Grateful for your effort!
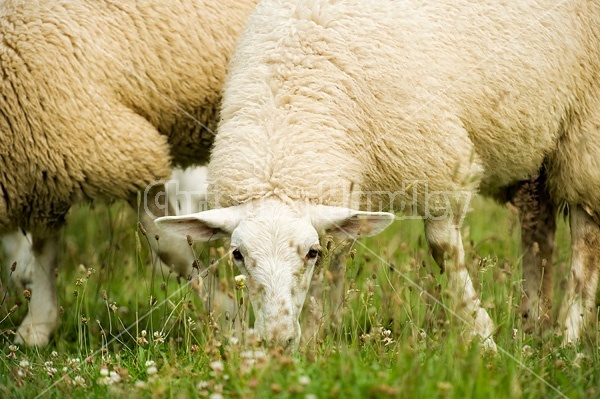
[155,198,394,349]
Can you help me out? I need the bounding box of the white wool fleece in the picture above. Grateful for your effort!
[208,0,600,218]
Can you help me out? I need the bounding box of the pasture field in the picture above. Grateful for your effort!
[0,197,598,398]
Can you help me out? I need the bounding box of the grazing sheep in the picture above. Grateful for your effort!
[0,0,257,345]
[157,0,600,350]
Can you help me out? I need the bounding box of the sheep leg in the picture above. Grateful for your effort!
[425,217,497,351]
[558,205,600,344]
[2,231,35,287]
[15,234,59,346]
[131,183,197,279]
[510,173,556,334]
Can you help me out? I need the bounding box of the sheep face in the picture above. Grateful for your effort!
[155,198,394,349]
[230,208,320,349]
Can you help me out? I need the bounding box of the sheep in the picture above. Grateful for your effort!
[156,0,600,350]
[0,0,258,346]
[2,165,231,342]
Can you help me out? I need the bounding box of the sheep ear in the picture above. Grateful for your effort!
[155,207,242,242]
[309,205,395,239]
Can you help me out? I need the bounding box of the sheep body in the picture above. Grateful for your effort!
[210,0,600,212]
[0,0,257,236]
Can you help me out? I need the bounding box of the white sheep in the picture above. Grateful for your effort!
[0,0,257,345]
[157,0,600,350]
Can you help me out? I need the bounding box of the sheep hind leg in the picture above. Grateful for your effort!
[509,172,556,335]
[558,205,600,345]
[425,217,497,351]
[14,234,59,346]
[2,231,35,288]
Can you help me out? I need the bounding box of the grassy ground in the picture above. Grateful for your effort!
[0,197,598,398]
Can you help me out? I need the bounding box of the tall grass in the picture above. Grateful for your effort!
[0,198,598,398]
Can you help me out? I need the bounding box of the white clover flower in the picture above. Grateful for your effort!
[100,368,109,377]
[51,350,58,358]
[209,394,224,399]
[147,366,158,375]
[19,359,30,368]
[197,380,210,390]
[299,375,311,385]
[8,345,19,352]
[229,337,239,346]
[210,360,224,373]
[68,358,81,366]
[72,375,86,387]
[153,331,165,344]
[234,274,246,289]
[145,360,156,367]
[109,371,121,383]
[141,330,147,337]
[135,380,146,389]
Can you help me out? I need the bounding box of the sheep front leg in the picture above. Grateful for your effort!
[15,234,59,346]
[558,205,600,345]
[425,218,497,351]
[132,183,196,279]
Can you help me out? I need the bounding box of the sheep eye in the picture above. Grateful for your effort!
[307,248,319,260]
[232,249,244,261]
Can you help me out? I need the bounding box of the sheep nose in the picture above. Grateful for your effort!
[262,328,296,349]
[267,336,295,350]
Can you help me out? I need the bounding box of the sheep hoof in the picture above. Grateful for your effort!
[15,322,53,347]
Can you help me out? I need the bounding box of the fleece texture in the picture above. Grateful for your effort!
[0,0,257,234]
[208,0,600,218]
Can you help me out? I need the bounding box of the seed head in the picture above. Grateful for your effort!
[138,222,147,236]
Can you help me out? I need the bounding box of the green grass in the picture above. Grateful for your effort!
[0,198,598,398]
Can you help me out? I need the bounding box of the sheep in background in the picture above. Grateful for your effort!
[157,0,600,350]
[2,166,241,341]
[0,0,257,345]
